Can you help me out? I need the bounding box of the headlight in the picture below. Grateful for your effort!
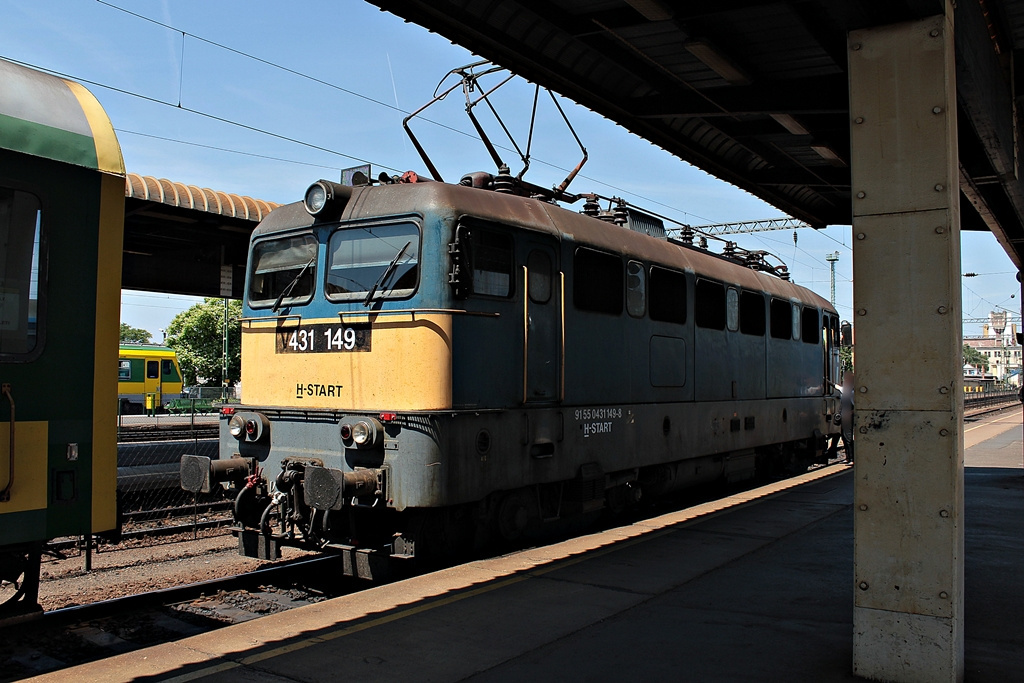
[229,412,269,442]
[352,420,371,445]
[304,182,328,214]
[229,414,246,439]
[340,415,382,448]
[302,179,352,217]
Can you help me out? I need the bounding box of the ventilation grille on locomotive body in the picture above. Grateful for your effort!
[625,208,667,239]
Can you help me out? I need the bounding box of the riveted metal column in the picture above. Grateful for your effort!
[848,8,964,683]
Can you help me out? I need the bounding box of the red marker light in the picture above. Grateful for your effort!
[379,412,397,422]
[340,423,352,440]
[221,406,236,416]
[245,419,258,436]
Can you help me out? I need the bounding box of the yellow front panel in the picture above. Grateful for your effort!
[0,421,48,513]
[243,314,453,411]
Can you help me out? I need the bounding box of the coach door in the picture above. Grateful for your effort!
[520,236,561,403]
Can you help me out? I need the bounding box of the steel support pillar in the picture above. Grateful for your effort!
[848,9,964,682]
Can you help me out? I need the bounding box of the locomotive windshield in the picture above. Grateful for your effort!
[248,234,317,309]
[325,222,420,302]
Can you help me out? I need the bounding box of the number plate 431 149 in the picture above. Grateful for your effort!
[276,322,371,353]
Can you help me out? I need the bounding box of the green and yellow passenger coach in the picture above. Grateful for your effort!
[117,344,183,414]
[0,58,124,614]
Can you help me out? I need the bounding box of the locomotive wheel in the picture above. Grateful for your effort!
[390,506,477,568]
[0,545,42,616]
[496,491,534,541]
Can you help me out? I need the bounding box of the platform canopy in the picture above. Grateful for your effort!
[368,0,1024,269]
[122,174,279,298]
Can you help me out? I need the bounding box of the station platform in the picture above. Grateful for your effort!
[36,412,1024,682]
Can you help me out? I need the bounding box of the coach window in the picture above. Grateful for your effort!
[740,291,766,336]
[327,222,420,302]
[802,306,820,344]
[528,249,552,304]
[770,298,791,339]
[0,187,43,357]
[626,260,646,317]
[162,359,179,381]
[147,360,159,379]
[695,279,726,330]
[249,234,317,308]
[470,228,513,297]
[574,248,623,315]
[649,266,686,323]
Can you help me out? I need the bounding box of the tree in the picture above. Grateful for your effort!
[963,343,989,371]
[119,322,151,344]
[840,345,853,375]
[165,298,242,387]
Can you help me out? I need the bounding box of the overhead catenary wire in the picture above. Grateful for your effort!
[34,1,851,284]
[89,0,745,223]
[98,0,866,272]
[116,129,344,172]
[0,55,403,173]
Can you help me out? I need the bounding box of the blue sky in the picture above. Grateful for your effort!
[1,0,1018,339]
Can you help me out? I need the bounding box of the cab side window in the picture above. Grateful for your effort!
[695,279,725,330]
[528,250,552,304]
[801,306,820,344]
[740,291,766,336]
[471,228,513,298]
[574,248,623,315]
[770,298,791,339]
[649,266,686,324]
[0,187,43,357]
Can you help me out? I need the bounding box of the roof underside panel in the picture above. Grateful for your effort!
[369,0,1024,267]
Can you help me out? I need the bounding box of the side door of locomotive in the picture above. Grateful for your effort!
[519,233,561,403]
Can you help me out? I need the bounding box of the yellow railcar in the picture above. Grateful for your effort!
[117,345,183,414]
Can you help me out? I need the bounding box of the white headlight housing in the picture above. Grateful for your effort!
[340,416,383,448]
[352,420,372,445]
[301,179,353,217]
[304,182,328,215]
[228,411,269,442]
[229,414,246,439]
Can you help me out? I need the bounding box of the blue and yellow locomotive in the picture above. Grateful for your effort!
[182,172,842,575]
[0,59,124,614]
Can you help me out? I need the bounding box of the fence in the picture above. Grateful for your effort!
[117,405,222,503]
[964,389,1020,412]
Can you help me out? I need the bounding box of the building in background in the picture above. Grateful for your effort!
[964,311,1022,387]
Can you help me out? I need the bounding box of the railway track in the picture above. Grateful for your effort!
[117,424,218,442]
[0,555,361,681]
